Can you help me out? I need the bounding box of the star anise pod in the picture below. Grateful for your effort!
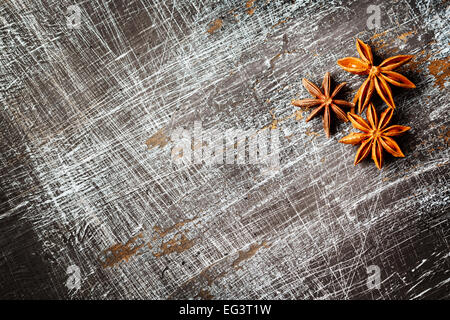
[337,39,415,113]
[292,72,354,138]
[339,103,411,169]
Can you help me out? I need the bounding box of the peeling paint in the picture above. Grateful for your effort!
[101,233,145,268]
[153,232,195,258]
[232,241,269,270]
[146,128,170,150]
[428,57,450,90]
[398,30,416,42]
[207,19,223,34]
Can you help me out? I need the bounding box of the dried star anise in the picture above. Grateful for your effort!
[337,39,415,113]
[292,72,354,138]
[339,103,411,169]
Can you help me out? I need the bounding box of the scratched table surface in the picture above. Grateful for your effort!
[1,0,449,300]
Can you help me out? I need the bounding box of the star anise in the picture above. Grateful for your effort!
[337,39,415,113]
[339,103,411,169]
[292,72,354,138]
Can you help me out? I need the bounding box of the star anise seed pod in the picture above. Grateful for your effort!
[337,39,415,113]
[292,72,354,138]
[339,103,411,169]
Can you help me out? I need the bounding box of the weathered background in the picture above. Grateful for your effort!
[0,0,449,299]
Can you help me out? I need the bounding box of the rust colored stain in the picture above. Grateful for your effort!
[153,217,197,239]
[245,0,256,15]
[245,0,256,8]
[207,271,226,286]
[405,50,432,73]
[371,39,388,50]
[146,128,169,150]
[285,134,294,141]
[100,218,198,267]
[271,18,291,29]
[270,52,282,69]
[370,31,388,40]
[262,108,302,131]
[207,19,223,34]
[196,264,227,287]
[153,232,195,258]
[196,289,214,300]
[372,38,399,55]
[398,30,416,42]
[369,32,398,53]
[101,233,145,268]
[428,57,450,90]
[294,109,303,121]
[269,109,278,129]
[438,126,450,145]
[369,30,417,56]
[232,241,269,269]
[305,128,320,138]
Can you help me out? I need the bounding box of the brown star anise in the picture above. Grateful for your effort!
[339,103,411,169]
[337,39,415,113]
[292,72,354,138]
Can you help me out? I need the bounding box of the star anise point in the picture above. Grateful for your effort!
[337,39,415,113]
[292,73,354,137]
[340,103,410,169]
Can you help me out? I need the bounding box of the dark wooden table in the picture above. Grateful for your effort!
[0,0,449,299]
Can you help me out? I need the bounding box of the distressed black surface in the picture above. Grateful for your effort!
[0,0,449,299]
